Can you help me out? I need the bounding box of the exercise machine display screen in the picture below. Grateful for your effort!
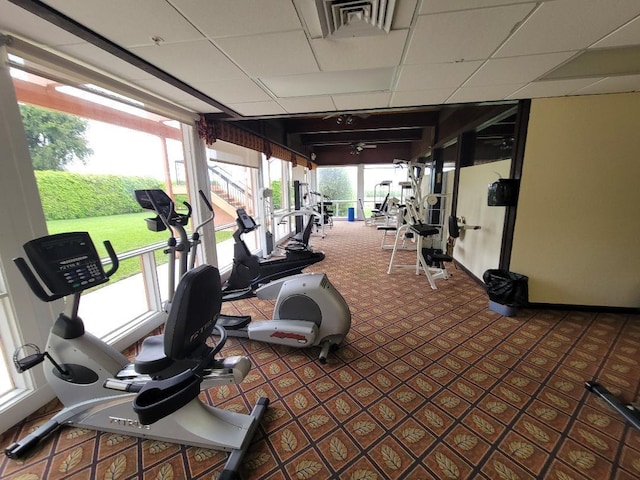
[22,232,108,296]
[236,208,257,231]
[135,189,173,217]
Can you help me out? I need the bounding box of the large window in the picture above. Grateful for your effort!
[0,42,209,433]
[10,67,189,339]
[264,156,294,242]
[316,166,357,217]
[362,164,409,216]
[206,142,261,269]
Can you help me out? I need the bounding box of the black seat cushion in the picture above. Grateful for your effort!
[134,335,172,375]
[409,224,440,237]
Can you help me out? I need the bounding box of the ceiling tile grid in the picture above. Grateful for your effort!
[404,4,537,65]
[494,0,640,57]
[215,30,319,77]
[45,0,205,47]
[2,0,640,122]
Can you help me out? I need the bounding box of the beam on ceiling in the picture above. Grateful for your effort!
[313,143,411,166]
[300,128,424,146]
[434,104,516,149]
[284,111,439,134]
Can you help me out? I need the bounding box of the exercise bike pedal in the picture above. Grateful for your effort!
[13,343,46,373]
[13,343,68,376]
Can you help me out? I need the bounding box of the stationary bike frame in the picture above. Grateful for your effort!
[6,234,267,479]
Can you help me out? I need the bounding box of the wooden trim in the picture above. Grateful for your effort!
[13,78,182,140]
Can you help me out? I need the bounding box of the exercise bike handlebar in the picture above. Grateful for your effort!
[14,240,119,303]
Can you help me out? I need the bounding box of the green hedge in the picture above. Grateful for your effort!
[35,171,164,220]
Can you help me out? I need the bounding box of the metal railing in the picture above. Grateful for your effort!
[208,165,250,208]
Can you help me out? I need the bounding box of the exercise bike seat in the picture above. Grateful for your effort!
[134,264,223,378]
[134,335,171,374]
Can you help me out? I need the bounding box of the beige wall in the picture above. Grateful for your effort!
[510,93,640,308]
[455,160,511,279]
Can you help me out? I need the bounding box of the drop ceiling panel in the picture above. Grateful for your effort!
[542,46,640,80]
[593,16,640,49]
[508,78,604,99]
[405,3,536,64]
[134,77,208,103]
[44,0,204,47]
[197,77,272,104]
[277,96,336,114]
[131,40,246,83]
[0,1,83,47]
[396,61,483,91]
[495,0,640,57]
[331,92,391,110]
[227,100,287,116]
[175,98,223,113]
[215,31,318,77]
[393,0,420,28]
[447,84,525,103]
[311,30,408,71]
[58,43,156,81]
[572,75,640,95]
[391,88,456,107]
[260,68,395,98]
[464,52,576,86]
[170,0,302,38]
[420,0,537,15]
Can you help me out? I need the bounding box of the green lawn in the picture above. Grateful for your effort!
[46,212,234,283]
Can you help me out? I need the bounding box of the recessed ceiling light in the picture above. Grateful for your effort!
[541,46,640,81]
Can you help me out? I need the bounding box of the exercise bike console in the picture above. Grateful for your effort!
[17,232,114,301]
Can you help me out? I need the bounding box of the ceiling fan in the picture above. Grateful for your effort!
[350,142,377,154]
[322,112,371,125]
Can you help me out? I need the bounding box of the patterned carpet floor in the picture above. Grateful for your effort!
[1,220,639,479]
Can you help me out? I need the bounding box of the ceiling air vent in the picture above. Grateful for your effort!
[316,0,397,38]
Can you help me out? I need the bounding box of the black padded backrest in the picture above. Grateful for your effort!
[300,213,315,246]
[163,264,223,360]
[448,215,460,239]
[378,193,389,211]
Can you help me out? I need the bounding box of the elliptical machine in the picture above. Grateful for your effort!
[6,231,267,479]
[135,189,351,363]
[224,207,325,294]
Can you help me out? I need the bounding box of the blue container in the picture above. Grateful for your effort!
[347,207,355,221]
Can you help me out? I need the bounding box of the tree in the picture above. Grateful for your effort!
[19,104,93,171]
[317,167,354,201]
[270,179,282,209]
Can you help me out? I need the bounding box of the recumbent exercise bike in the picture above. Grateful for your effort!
[6,232,267,480]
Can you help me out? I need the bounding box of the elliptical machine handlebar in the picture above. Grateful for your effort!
[189,190,215,270]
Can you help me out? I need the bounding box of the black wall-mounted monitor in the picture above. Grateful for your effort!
[488,179,519,207]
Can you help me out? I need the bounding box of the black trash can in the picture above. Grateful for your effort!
[483,269,528,316]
